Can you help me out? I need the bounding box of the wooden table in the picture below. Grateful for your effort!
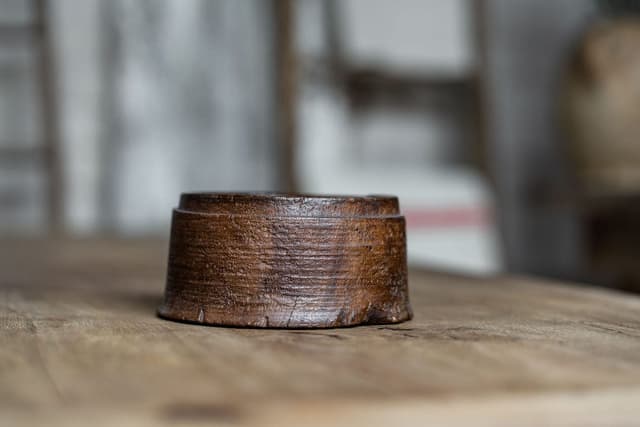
[2,239,640,426]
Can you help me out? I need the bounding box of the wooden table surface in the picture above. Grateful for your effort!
[2,239,640,427]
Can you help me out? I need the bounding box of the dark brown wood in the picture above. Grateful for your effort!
[274,0,297,192]
[33,0,63,233]
[158,193,412,328]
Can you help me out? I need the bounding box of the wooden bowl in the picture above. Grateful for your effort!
[158,193,412,328]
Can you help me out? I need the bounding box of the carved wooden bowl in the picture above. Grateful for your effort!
[158,193,412,328]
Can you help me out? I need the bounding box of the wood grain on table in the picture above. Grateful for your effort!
[1,239,640,427]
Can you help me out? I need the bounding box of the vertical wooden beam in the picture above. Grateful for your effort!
[274,0,297,193]
[33,0,63,234]
[96,1,119,233]
[471,0,491,183]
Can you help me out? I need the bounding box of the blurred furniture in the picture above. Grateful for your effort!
[0,0,60,232]
[295,0,502,274]
[2,239,640,426]
[563,15,640,292]
[482,1,595,278]
[582,195,640,292]
[564,17,640,196]
[340,0,487,171]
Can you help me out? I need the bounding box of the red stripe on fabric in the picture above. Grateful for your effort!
[403,207,489,229]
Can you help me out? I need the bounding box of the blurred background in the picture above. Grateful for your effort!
[2,0,640,291]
